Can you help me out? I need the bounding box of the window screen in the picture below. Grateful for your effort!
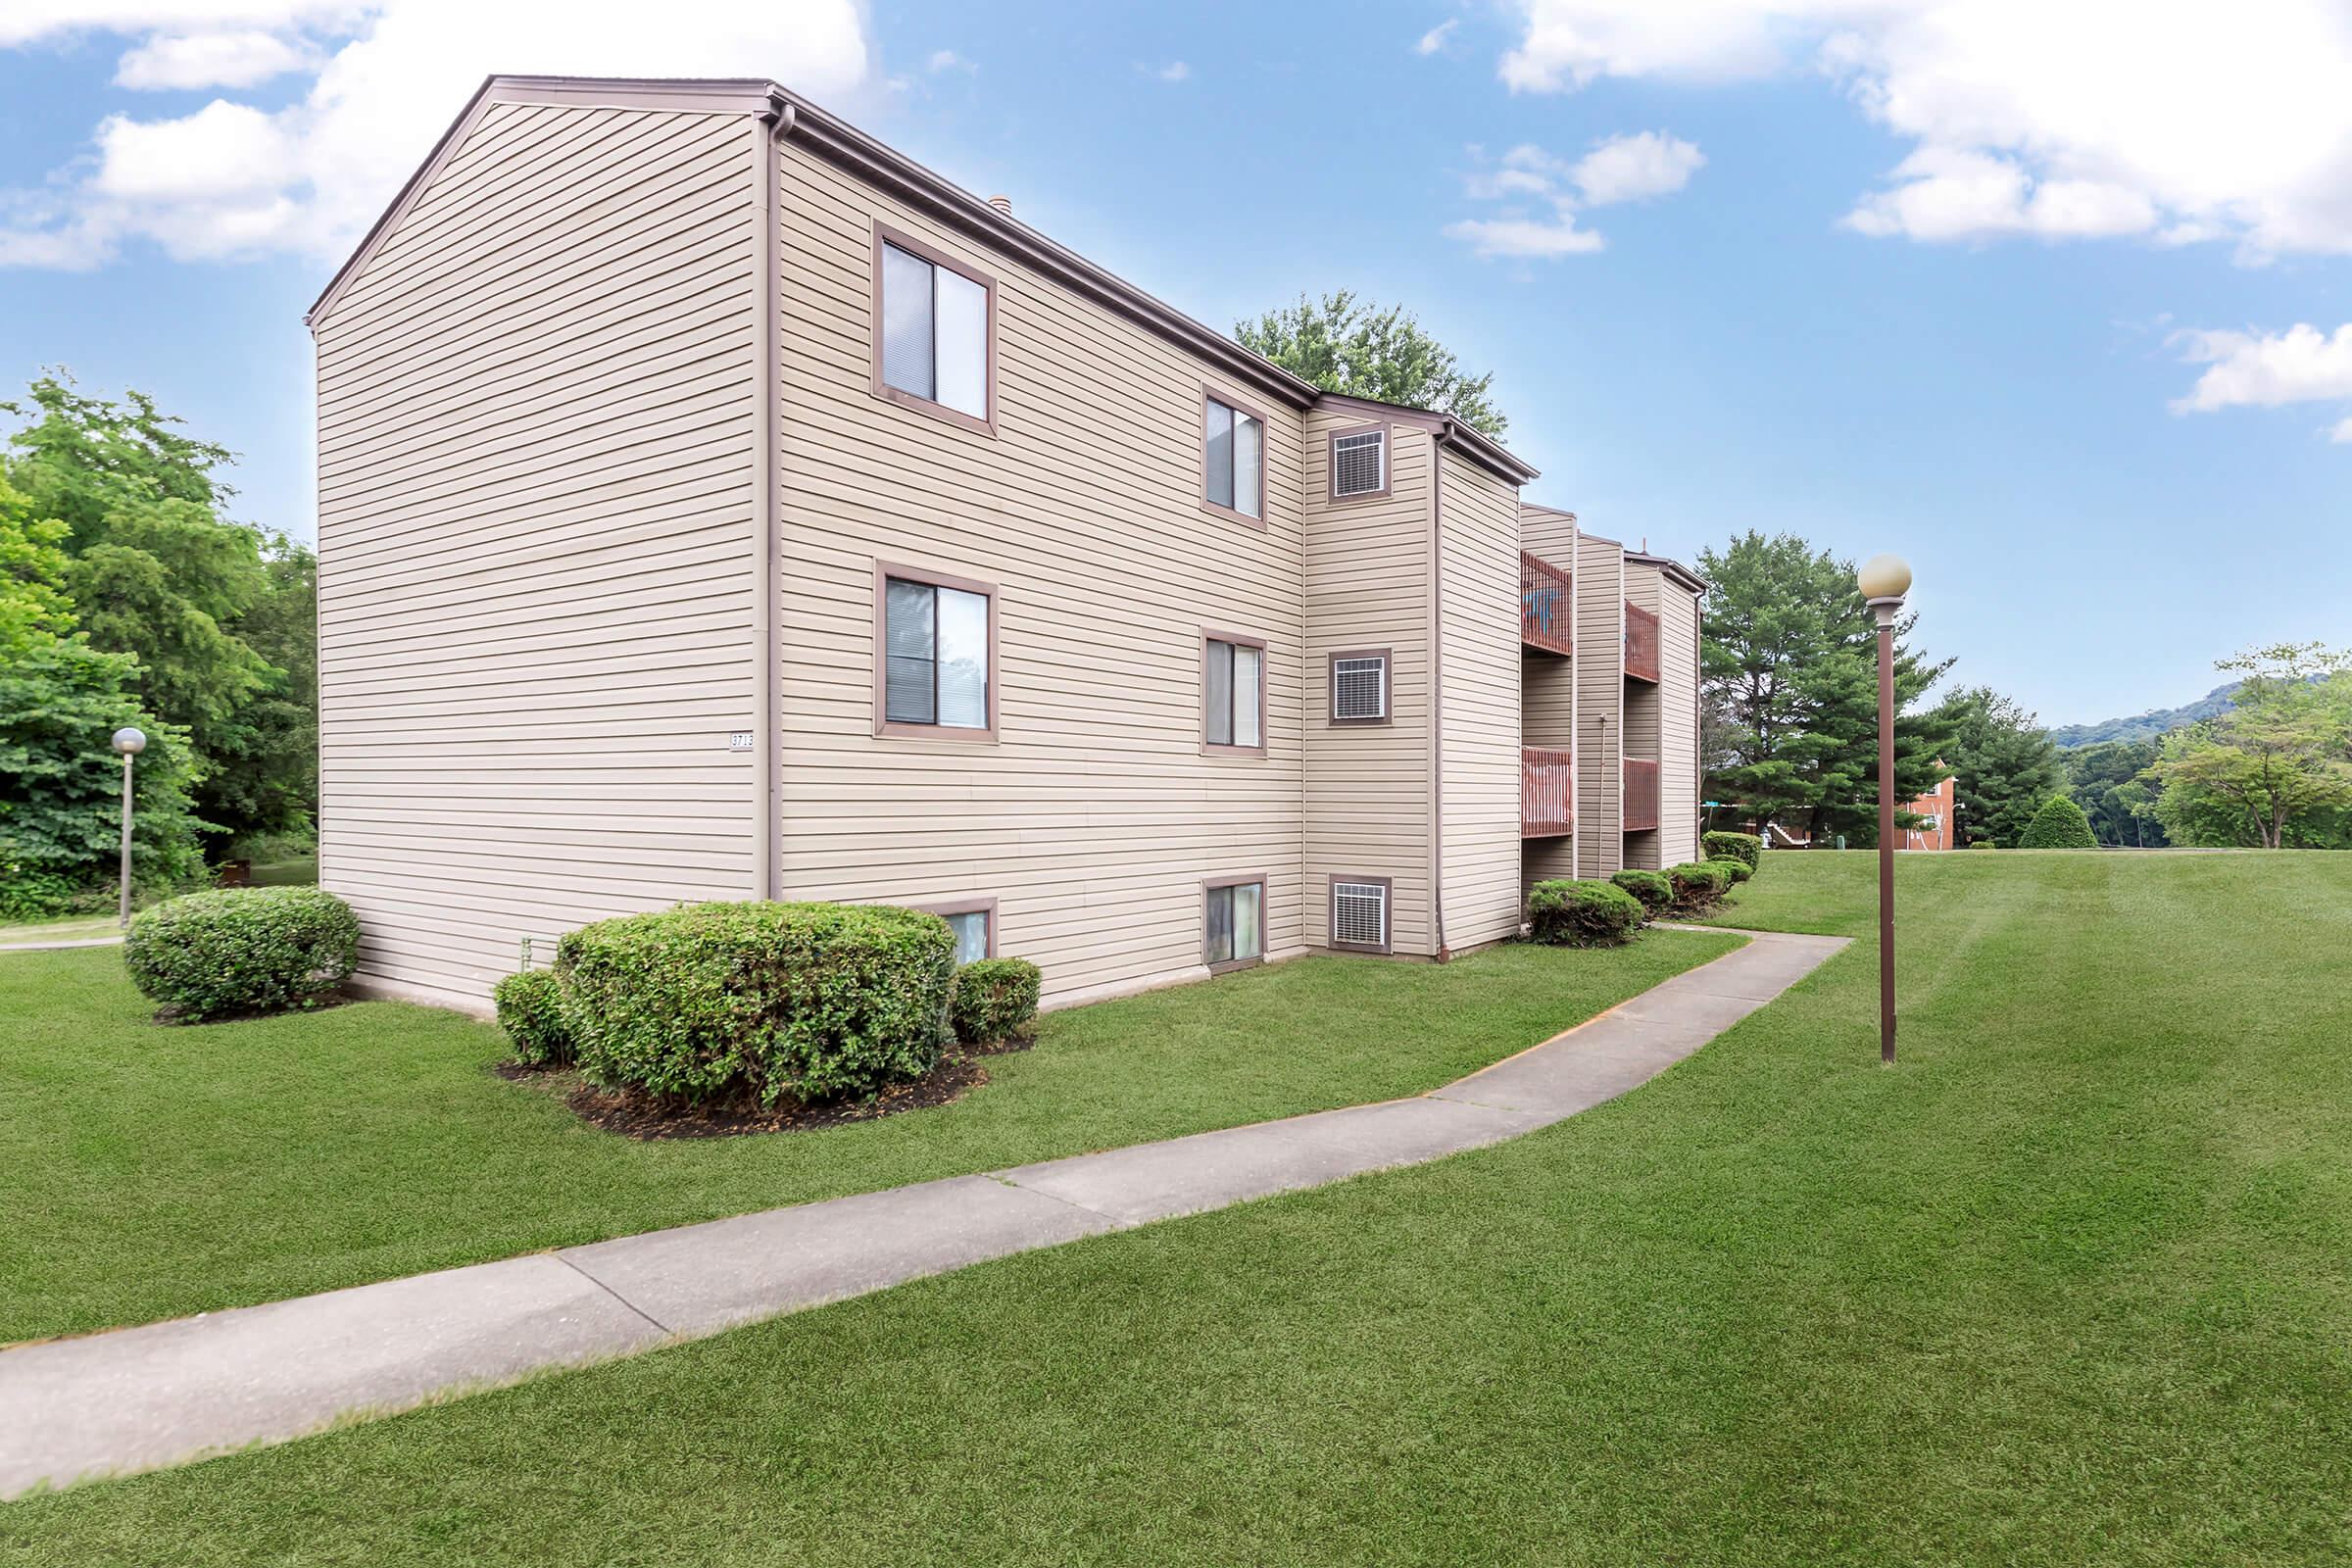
[884,577,989,729]
[1332,655,1387,721]
[1205,639,1261,748]
[1203,396,1261,519]
[1205,881,1263,965]
[880,241,987,420]
[1333,429,1386,497]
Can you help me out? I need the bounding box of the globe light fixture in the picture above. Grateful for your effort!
[1855,557,1910,1065]
[112,728,147,928]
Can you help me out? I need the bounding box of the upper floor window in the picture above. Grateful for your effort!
[1201,393,1264,523]
[1329,426,1389,500]
[1202,633,1264,754]
[874,226,993,432]
[877,563,996,739]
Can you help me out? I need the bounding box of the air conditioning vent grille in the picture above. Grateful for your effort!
[1333,657,1387,720]
[1333,431,1386,497]
[1333,881,1389,950]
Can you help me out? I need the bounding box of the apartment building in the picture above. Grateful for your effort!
[308,74,1704,1013]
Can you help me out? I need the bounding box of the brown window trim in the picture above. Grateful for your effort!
[1200,385,1270,530]
[1326,647,1394,726]
[1327,874,1394,956]
[1200,627,1270,759]
[872,560,1001,743]
[1201,870,1269,973]
[909,895,999,959]
[870,220,1000,439]
[1325,422,1392,504]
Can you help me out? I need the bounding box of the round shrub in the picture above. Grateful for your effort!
[1708,856,1753,885]
[1609,868,1673,917]
[2018,795,2097,849]
[1527,878,1644,948]
[1665,861,1732,913]
[559,901,956,1107]
[123,886,360,1023]
[950,956,1043,1048]
[1701,830,1763,872]
[494,968,573,1066]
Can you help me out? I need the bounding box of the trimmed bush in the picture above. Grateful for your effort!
[1970,839,1996,850]
[1665,861,1733,914]
[2018,795,2097,850]
[559,901,956,1106]
[1609,868,1674,918]
[123,886,360,1022]
[494,968,573,1066]
[1527,879,1644,948]
[1709,856,1753,885]
[1701,831,1764,872]
[950,957,1044,1048]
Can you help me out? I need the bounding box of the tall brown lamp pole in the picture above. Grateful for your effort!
[1857,555,1911,1066]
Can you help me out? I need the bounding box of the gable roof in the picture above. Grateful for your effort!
[307,75,1538,483]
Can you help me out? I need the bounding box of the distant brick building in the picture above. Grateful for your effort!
[1901,771,1957,851]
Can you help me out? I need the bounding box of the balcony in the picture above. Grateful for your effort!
[1623,602,1660,683]
[1520,553,1573,656]
[1522,747,1574,837]
[1622,757,1660,833]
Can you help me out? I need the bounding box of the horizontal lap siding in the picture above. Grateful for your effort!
[1621,564,1664,870]
[1302,416,1433,956]
[1574,534,1625,879]
[1437,453,1523,950]
[774,142,1306,1002]
[316,102,761,1007]
[1657,586,1701,864]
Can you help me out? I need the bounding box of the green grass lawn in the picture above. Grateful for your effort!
[0,930,1736,1343]
[12,852,2350,1566]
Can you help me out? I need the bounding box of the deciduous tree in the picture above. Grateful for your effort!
[1237,292,1507,437]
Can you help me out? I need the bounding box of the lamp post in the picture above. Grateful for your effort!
[112,727,145,929]
[1856,555,1911,1066]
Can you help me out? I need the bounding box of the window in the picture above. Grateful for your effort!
[875,564,996,738]
[914,899,997,964]
[873,226,993,431]
[1203,876,1265,968]
[1329,425,1389,500]
[1201,392,1265,523]
[1329,877,1392,954]
[1202,633,1265,754]
[1329,650,1390,724]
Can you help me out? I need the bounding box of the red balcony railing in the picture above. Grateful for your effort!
[1622,757,1660,832]
[1522,747,1575,838]
[1520,553,1573,656]
[1623,602,1660,682]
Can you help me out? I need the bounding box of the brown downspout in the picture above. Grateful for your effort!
[752,102,794,900]
[1428,431,1448,959]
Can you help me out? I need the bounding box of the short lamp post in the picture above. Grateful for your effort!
[112,727,146,929]
[1856,554,1911,1066]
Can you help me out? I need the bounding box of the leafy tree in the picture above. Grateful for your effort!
[2064,738,2169,848]
[1698,531,1952,845]
[200,541,318,846]
[1237,291,1507,437]
[2149,644,2352,849]
[2018,794,2097,849]
[1932,685,2063,847]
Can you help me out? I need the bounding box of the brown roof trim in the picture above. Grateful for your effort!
[1316,393,1537,486]
[1522,502,1579,523]
[1626,551,1709,596]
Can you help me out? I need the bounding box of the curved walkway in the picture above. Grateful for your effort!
[0,927,1844,1499]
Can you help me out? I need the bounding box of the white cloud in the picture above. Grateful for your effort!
[1416,19,1459,56]
[2171,322,2352,420]
[1495,0,2352,257]
[1568,129,1704,205]
[114,27,312,88]
[1152,60,1190,81]
[925,48,973,74]
[0,0,874,269]
[1446,133,1701,260]
[2330,415,2352,444]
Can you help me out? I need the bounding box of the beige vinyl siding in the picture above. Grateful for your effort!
[1301,415,1435,956]
[315,101,763,1008]
[1621,562,1664,870]
[1522,836,1578,894]
[1573,533,1626,879]
[1656,584,1702,864]
[772,138,1307,1003]
[1435,451,1524,951]
[1520,504,1578,570]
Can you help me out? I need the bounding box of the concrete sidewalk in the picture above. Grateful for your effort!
[0,926,1844,1499]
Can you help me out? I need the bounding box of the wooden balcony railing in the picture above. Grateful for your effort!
[1622,757,1661,833]
[1520,553,1573,656]
[1522,747,1575,838]
[1623,602,1660,682]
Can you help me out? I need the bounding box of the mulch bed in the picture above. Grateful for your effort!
[496,1038,1034,1140]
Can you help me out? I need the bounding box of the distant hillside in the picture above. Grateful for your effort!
[2048,682,2239,749]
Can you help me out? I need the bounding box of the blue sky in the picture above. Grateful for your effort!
[3,2,2348,727]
